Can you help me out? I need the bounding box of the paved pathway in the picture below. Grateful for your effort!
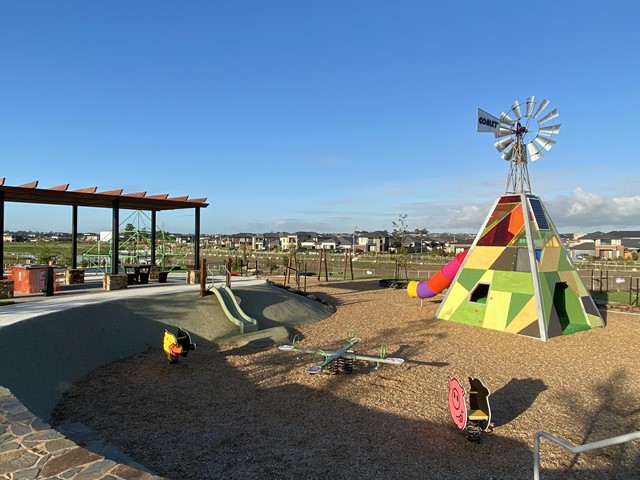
[1,386,166,479]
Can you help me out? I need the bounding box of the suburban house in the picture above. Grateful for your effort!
[568,240,596,259]
[356,231,389,252]
[579,231,626,259]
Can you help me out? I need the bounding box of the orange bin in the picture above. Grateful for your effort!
[10,265,59,294]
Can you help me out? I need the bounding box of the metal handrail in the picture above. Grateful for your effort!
[533,430,640,479]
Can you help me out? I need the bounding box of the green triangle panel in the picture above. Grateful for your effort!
[538,272,559,321]
[557,249,576,271]
[506,293,534,327]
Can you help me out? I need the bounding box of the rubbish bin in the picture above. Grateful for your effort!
[139,266,150,284]
[10,265,48,294]
[158,271,169,283]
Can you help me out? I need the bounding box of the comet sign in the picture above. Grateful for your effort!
[477,108,500,133]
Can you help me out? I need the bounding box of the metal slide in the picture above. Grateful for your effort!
[210,285,259,334]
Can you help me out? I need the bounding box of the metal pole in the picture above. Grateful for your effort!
[151,210,157,266]
[194,207,201,270]
[71,205,78,269]
[111,199,120,275]
[534,430,640,480]
[44,266,55,296]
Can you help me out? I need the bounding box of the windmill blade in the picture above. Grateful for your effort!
[534,135,556,151]
[533,99,550,119]
[538,124,561,135]
[499,112,516,126]
[494,136,514,153]
[538,108,559,124]
[494,126,514,138]
[527,141,544,161]
[501,143,516,161]
[512,100,523,119]
[525,96,535,116]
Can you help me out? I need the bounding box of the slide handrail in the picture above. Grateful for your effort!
[533,430,640,479]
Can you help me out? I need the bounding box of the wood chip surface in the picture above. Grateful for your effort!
[52,279,640,479]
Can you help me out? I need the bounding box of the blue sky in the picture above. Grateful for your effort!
[1,1,639,235]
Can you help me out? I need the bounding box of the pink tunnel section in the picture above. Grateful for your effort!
[407,250,468,299]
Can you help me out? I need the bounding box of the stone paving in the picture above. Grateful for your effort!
[1,386,166,479]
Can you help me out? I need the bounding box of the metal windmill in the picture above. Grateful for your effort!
[477,97,561,194]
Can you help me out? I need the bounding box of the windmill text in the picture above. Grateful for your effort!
[478,116,499,129]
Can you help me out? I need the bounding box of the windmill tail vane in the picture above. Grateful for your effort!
[477,96,561,194]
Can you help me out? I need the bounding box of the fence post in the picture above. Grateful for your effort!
[200,258,206,297]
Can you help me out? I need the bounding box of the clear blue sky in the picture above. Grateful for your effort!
[1,1,639,235]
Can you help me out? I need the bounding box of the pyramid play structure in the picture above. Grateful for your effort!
[436,193,604,340]
[413,97,604,341]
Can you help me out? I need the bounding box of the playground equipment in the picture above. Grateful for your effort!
[447,376,492,443]
[533,430,640,479]
[82,210,186,273]
[208,283,258,334]
[279,335,404,375]
[419,98,604,340]
[163,328,196,364]
[407,250,468,299]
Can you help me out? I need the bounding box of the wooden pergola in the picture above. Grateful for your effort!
[0,178,209,278]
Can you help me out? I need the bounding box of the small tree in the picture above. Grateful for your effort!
[391,214,409,279]
[391,214,409,254]
[265,256,279,274]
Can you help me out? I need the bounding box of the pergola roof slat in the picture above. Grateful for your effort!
[48,184,70,191]
[0,181,208,211]
[72,187,98,193]
[98,189,124,196]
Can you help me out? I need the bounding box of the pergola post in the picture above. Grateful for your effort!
[194,207,201,270]
[111,199,120,275]
[71,205,78,270]
[151,211,157,266]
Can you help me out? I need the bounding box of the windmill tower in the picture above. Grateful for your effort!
[436,97,604,340]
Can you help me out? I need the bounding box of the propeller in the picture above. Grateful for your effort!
[478,96,561,193]
[491,98,561,162]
